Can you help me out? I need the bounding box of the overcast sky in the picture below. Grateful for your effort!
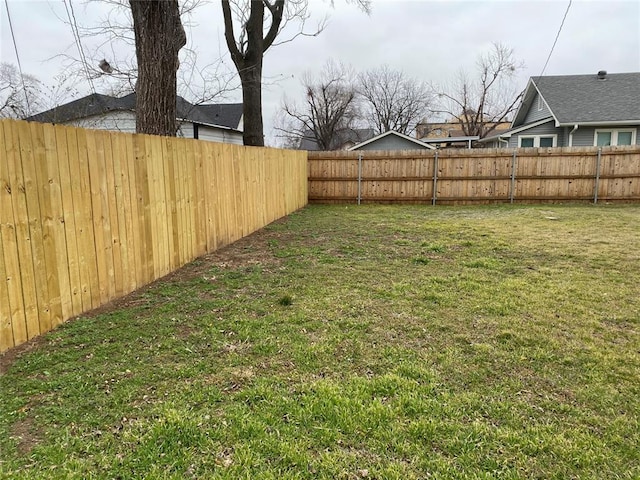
[2,0,639,144]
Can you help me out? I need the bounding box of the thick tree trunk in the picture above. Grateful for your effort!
[130,0,186,136]
[239,62,264,146]
[221,0,284,147]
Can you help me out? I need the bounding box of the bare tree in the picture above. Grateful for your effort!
[278,61,360,150]
[0,63,44,118]
[222,0,371,147]
[432,43,524,139]
[358,65,432,135]
[50,0,237,130]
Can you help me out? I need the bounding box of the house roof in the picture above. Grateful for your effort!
[513,72,640,127]
[477,118,554,143]
[298,128,375,151]
[348,130,436,150]
[27,93,243,130]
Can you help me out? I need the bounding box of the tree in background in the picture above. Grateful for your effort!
[50,0,236,132]
[278,61,360,150]
[222,0,371,147]
[0,63,44,118]
[221,0,285,146]
[0,63,79,119]
[129,0,186,136]
[358,65,433,136]
[431,43,524,139]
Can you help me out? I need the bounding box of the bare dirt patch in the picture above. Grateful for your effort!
[11,416,42,456]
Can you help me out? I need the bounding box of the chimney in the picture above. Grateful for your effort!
[597,70,607,80]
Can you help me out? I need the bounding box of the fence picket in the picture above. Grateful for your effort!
[308,147,640,204]
[0,120,307,353]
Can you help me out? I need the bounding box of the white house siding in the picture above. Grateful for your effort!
[64,111,137,133]
[178,122,194,138]
[523,92,553,124]
[197,125,243,145]
[507,120,560,148]
[63,116,242,146]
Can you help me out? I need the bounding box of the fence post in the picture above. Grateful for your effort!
[510,149,517,204]
[593,147,601,204]
[357,153,362,205]
[432,150,439,206]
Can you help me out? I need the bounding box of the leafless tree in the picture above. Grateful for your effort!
[431,43,525,139]
[0,63,45,118]
[358,65,432,135]
[222,0,370,146]
[52,0,237,131]
[0,63,82,119]
[278,61,360,150]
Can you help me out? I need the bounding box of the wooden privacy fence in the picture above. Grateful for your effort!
[0,119,307,353]
[308,146,640,204]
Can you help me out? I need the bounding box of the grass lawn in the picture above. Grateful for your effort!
[1,204,639,479]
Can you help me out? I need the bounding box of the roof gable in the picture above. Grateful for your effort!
[348,130,436,150]
[514,72,640,127]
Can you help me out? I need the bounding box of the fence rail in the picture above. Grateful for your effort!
[0,120,307,353]
[308,146,640,204]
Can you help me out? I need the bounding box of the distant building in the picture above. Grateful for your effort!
[298,128,375,151]
[27,92,244,145]
[416,110,510,148]
[348,130,435,151]
[478,71,640,148]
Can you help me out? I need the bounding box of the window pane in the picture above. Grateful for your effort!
[617,131,633,145]
[520,137,534,147]
[596,132,612,146]
[539,137,554,147]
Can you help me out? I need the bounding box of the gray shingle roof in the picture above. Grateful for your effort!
[530,72,640,125]
[27,93,243,130]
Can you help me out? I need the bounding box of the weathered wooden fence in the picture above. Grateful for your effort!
[0,119,307,353]
[308,146,640,204]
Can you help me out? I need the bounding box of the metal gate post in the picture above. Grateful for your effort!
[357,153,362,205]
[510,149,517,204]
[594,148,601,204]
[432,150,438,206]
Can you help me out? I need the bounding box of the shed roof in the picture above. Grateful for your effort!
[348,130,436,150]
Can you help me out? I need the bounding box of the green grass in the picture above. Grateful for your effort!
[1,204,639,479]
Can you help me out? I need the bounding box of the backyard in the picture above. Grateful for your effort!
[0,204,638,479]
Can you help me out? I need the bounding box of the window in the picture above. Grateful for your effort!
[594,129,636,146]
[519,135,557,148]
[539,137,554,147]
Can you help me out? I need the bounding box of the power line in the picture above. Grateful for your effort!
[4,0,32,115]
[539,0,572,77]
[63,0,96,94]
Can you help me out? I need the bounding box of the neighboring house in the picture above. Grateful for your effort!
[348,130,436,151]
[298,128,375,151]
[478,71,640,148]
[416,112,510,144]
[27,93,244,145]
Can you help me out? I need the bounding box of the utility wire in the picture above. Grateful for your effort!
[63,0,96,94]
[539,0,572,77]
[4,0,32,115]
